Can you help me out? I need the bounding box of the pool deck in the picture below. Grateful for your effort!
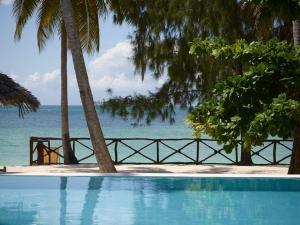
[1,164,289,175]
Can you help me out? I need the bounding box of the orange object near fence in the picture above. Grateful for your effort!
[36,142,60,164]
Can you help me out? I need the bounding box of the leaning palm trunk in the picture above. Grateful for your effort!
[60,0,116,173]
[61,22,78,164]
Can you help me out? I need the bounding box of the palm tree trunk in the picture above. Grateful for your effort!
[60,0,116,173]
[61,22,78,164]
[293,19,300,46]
[288,124,300,174]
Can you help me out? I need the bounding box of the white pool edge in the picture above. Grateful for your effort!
[1,172,300,178]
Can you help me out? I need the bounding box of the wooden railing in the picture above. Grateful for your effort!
[29,137,293,165]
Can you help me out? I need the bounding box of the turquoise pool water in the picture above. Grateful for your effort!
[0,176,299,225]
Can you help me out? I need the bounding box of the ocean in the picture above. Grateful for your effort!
[0,106,292,166]
[0,106,192,166]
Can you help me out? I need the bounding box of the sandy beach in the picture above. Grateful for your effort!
[1,164,289,175]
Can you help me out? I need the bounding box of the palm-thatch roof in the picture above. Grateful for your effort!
[0,72,40,117]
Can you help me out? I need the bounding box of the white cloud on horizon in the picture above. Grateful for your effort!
[0,0,13,5]
[25,70,60,85]
[89,41,132,75]
[11,40,166,105]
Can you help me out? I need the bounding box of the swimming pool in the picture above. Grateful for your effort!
[0,175,299,225]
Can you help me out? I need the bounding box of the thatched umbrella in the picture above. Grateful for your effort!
[0,72,40,117]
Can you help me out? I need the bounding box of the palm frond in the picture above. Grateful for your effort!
[74,0,100,53]
[14,0,105,54]
[96,0,109,18]
[36,0,60,51]
[13,0,40,40]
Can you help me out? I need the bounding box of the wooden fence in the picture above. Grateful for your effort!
[29,137,293,165]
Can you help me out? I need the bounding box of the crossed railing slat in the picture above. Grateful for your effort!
[29,137,293,165]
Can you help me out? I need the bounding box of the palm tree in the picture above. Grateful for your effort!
[13,0,105,164]
[60,0,116,172]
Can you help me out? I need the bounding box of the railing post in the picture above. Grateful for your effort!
[29,137,33,165]
[156,140,160,163]
[47,141,51,165]
[114,140,118,164]
[72,139,76,155]
[273,141,277,165]
[235,144,238,165]
[196,139,200,164]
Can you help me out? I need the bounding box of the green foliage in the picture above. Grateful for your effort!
[100,82,199,124]
[245,94,300,148]
[188,39,300,152]
[100,92,175,125]
[190,38,299,70]
[101,0,292,124]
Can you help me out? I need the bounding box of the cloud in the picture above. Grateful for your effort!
[11,40,166,105]
[87,40,166,99]
[11,70,61,105]
[25,70,60,85]
[89,41,132,75]
[90,73,165,97]
[8,73,18,81]
[0,0,13,5]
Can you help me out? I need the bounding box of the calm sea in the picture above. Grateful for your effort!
[0,106,292,166]
[0,106,192,165]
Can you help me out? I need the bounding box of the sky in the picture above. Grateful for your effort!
[0,1,165,105]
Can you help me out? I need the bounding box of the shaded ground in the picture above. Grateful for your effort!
[1,164,289,174]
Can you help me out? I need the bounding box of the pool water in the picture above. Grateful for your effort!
[0,176,299,225]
